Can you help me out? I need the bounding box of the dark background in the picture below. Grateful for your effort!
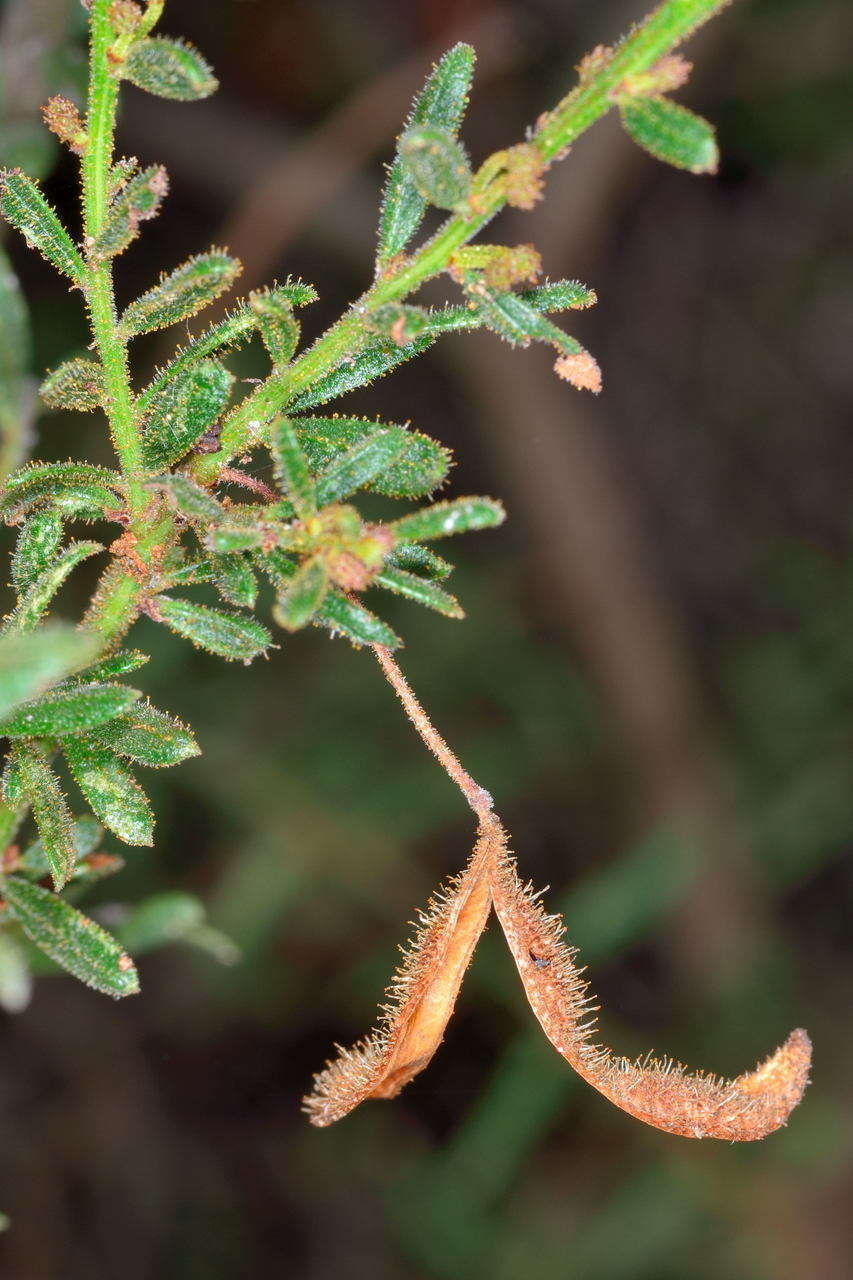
[1,0,852,1275]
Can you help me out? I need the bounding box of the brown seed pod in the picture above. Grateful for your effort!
[489,839,811,1141]
[303,815,502,1127]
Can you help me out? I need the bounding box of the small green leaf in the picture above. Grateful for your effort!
[0,626,99,721]
[374,566,463,618]
[149,472,223,523]
[399,124,472,210]
[92,163,169,258]
[157,596,272,663]
[366,304,431,345]
[119,251,242,339]
[0,930,32,1013]
[89,702,200,769]
[18,814,104,880]
[466,286,583,353]
[1,752,23,805]
[0,461,122,519]
[11,508,63,594]
[250,289,299,368]
[63,737,154,846]
[316,592,401,649]
[378,43,475,262]
[39,357,104,412]
[273,559,329,631]
[389,496,505,542]
[0,682,140,739]
[314,430,407,505]
[385,543,453,580]
[205,524,270,554]
[296,416,451,499]
[116,891,205,953]
[8,541,103,632]
[290,335,435,412]
[0,169,85,280]
[122,37,217,101]
[270,416,316,518]
[140,359,233,470]
[519,279,598,312]
[75,650,149,682]
[13,745,76,889]
[138,311,257,412]
[210,553,258,609]
[161,555,215,587]
[619,95,718,173]
[3,877,139,997]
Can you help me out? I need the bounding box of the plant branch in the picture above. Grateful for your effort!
[191,0,731,486]
[372,644,493,819]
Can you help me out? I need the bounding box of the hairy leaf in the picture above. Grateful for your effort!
[11,508,63,594]
[399,124,472,210]
[89,702,200,769]
[0,682,139,739]
[157,596,272,663]
[250,289,299,368]
[317,592,401,649]
[75,650,149,682]
[210,553,258,609]
[140,359,233,470]
[119,251,241,338]
[273,559,329,632]
[39,357,104,412]
[384,543,453,580]
[619,95,718,173]
[122,37,217,101]
[378,43,475,263]
[314,430,407,505]
[289,335,435,412]
[270,416,316,518]
[389,496,505,542]
[18,814,104,880]
[13,744,77,888]
[374,566,463,618]
[0,170,85,280]
[92,164,169,258]
[0,462,122,519]
[149,472,224,523]
[63,738,154,846]
[3,877,139,998]
[296,416,451,499]
[8,541,103,632]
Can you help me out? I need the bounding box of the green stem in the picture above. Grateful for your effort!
[81,0,145,520]
[192,0,730,485]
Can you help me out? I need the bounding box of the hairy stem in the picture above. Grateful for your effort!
[191,0,731,485]
[81,0,145,520]
[373,645,493,819]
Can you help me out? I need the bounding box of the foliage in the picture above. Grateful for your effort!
[0,0,803,1150]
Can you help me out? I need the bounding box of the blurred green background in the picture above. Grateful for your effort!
[1,0,851,1275]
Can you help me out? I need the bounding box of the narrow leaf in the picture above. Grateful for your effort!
[0,461,122,519]
[11,508,63,594]
[619,95,719,173]
[116,891,205,953]
[374,566,463,618]
[270,416,316,517]
[0,626,99,721]
[385,543,453,580]
[3,877,139,997]
[8,541,103,631]
[122,37,217,101]
[399,124,472,210]
[210,553,258,609]
[140,359,233,470]
[92,163,169,258]
[13,745,76,888]
[89,702,199,769]
[0,169,85,280]
[63,737,154,845]
[75,650,149,682]
[296,416,451,499]
[149,472,223,523]
[0,682,140,738]
[39,358,103,411]
[314,430,407,506]
[378,43,475,263]
[519,279,598,312]
[18,814,104,879]
[273,559,329,632]
[249,289,299,368]
[119,251,242,339]
[389,496,505,542]
[316,592,401,649]
[290,335,435,412]
[157,596,272,663]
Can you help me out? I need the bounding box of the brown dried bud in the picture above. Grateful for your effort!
[41,96,88,155]
[503,143,546,211]
[554,350,603,393]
